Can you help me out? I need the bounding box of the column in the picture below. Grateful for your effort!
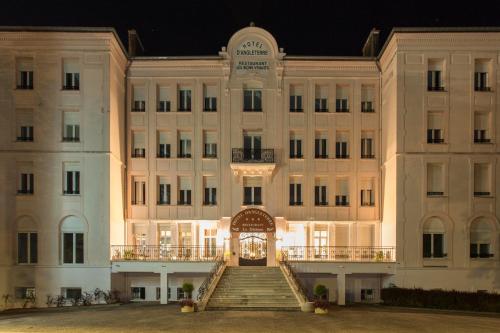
[337,273,346,306]
[230,232,239,266]
[267,232,276,266]
[160,265,168,304]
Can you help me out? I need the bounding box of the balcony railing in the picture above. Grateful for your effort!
[111,245,224,262]
[232,148,275,163]
[281,246,395,262]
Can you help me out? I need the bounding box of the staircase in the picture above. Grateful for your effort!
[206,266,301,311]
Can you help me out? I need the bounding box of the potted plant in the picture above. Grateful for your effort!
[180,283,195,313]
[313,284,329,314]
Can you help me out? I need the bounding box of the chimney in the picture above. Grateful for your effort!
[127,29,144,57]
[362,28,380,57]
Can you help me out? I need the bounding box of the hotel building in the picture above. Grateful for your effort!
[0,25,499,309]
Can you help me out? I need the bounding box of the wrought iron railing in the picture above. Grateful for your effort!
[111,245,224,262]
[197,255,226,304]
[280,251,309,303]
[231,148,275,163]
[281,246,395,262]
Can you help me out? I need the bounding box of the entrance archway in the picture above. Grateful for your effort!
[230,208,276,266]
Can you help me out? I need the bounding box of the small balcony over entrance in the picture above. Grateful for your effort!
[230,148,276,177]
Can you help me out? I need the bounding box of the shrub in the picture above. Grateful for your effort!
[381,287,500,313]
[182,283,194,299]
[314,284,328,300]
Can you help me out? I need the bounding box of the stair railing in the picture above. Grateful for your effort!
[196,254,226,311]
[279,251,309,304]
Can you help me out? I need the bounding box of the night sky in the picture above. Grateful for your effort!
[2,0,500,56]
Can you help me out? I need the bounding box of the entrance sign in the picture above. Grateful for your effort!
[231,208,275,232]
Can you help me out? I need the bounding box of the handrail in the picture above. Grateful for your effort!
[111,245,223,262]
[280,251,309,304]
[281,246,395,262]
[196,255,226,310]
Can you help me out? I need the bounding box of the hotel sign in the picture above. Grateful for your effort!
[230,208,275,233]
[235,39,270,73]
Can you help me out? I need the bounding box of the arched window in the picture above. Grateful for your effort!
[470,218,494,258]
[61,216,84,264]
[17,216,37,264]
[423,217,446,258]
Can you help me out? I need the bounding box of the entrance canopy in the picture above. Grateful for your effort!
[230,208,275,233]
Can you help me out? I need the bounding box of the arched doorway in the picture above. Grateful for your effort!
[230,208,276,266]
[239,232,267,266]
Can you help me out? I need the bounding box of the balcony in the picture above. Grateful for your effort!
[111,245,224,262]
[282,246,395,262]
[231,148,276,177]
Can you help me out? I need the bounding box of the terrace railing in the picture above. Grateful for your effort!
[281,246,395,262]
[111,245,224,262]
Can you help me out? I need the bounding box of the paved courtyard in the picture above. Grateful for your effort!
[0,303,499,333]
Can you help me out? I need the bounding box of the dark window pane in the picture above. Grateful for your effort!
[18,233,28,263]
[254,187,262,204]
[75,233,84,263]
[63,233,74,263]
[433,234,444,257]
[423,233,432,258]
[30,233,37,263]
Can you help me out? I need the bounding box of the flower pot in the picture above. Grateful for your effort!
[181,305,194,313]
[301,301,315,312]
[314,307,328,314]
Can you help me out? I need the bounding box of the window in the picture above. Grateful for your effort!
[17,162,34,195]
[178,177,192,205]
[242,131,262,161]
[157,131,171,158]
[203,85,217,111]
[361,289,375,301]
[427,59,444,91]
[474,163,491,196]
[133,225,147,246]
[203,227,217,257]
[159,225,172,258]
[64,288,82,300]
[470,218,494,258]
[315,85,328,112]
[335,85,349,112]
[289,85,303,112]
[289,131,303,158]
[427,112,444,143]
[314,178,328,206]
[16,109,33,142]
[243,177,262,205]
[177,287,185,300]
[156,287,161,300]
[203,131,217,158]
[335,178,349,206]
[16,57,33,89]
[315,131,328,158]
[243,89,262,111]
[360,179,375,206]
[158,177,171,205]
[474,59,491,92]
[15,287,35,299]
[62,111,80,142]
[61,216,84,264]
[361,131,375,158]
[422,218,445,258]
[62,59,79,90]
[203,177,217,205]
[131,287,146,300]
[427,163,444,196]
[313,224,328,258]
[361,85,375,112]
[132,177,146,205]
[157,86,171,112]
[178,88,192,111]
[474,112,491,143]
[64,164,80,195]
[335,131,349,159]
[17,232,37,264]
[289,178,302,206]
[178,224,192,257]
[132,86,146,112]
[178,131,192,158]
[131,131,146,158]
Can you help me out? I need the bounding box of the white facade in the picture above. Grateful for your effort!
[0,25,499,308]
